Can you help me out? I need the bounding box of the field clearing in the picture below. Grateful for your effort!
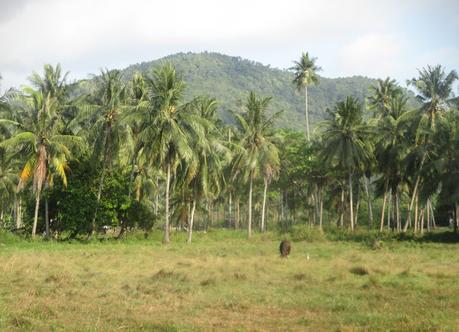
[0,230,458,331]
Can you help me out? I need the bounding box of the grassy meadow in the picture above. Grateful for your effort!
[0,229,458,331]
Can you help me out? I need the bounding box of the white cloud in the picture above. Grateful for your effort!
[0,0,457,88]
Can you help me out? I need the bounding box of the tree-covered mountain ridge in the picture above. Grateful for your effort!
[109,52,400,130]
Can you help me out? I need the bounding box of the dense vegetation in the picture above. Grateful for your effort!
[0,53,458,243]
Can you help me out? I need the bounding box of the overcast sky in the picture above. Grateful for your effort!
[1,0,458,90]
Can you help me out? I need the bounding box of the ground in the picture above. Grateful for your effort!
[0,229,458,331]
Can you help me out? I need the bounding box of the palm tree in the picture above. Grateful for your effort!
[182,97,227,243]
[374,94,411,232]
[367,77,402,118]
[0,90,82,237]
[319,96,372,231]
[28,64,69,103]
[291,52,321,141]
[233,91,281,238]
[402,65,458,231]
[408,65,458,129]
[77,69,129,234]
[141,63,204,243]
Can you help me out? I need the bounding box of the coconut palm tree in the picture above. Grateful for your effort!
[141,63,205,243]
[319,96,372,231]
[374,94,412,231]
[181,97,227,243]
[76,69,129,234]
[291,52,321,141]
[233,91,281,238]
[402,65,458,231]
[367,77,402,118]
[408,65,458,129]
[0,90,82,237]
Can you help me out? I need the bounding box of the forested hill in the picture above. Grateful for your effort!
[124,52,379,130]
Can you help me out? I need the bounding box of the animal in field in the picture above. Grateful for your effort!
[279,240,291,257]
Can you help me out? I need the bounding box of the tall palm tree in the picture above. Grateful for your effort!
[291,52,321,141]
[319,96,372,231]
[182,97,227,243]
[141,63,205,243]
[233,91,281,238]
[374,94,412,232]
[0,90,82,237]
[402,65,458,231]
[76,69,129,234]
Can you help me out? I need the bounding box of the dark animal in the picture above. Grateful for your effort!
[279,240,291,257]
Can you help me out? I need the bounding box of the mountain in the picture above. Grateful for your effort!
[77,52,414,130]
[119,52,384,130]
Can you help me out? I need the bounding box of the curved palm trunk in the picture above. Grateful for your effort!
[260,177,268,232]
[228,191,233,227]
[187,199,196,244]
[364,177,373,229]
[15,196,21,230]
[305,87,310,141]
[32,193,40,238]
[45,197,50,238]
[247,172,253,239]
[163,162,171,244]
[403,156,426,232]
[380,191,387,232]
[349,172,354,231]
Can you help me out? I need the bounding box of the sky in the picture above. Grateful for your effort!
[0,0,458,90]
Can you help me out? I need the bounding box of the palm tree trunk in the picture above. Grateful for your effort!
[414,193,419,233]
[305,86,310,141]
[187,199,196,244]
[261,177,268,232]
[236,198,240,229]
[427,199,431,232]
[319,190,324,231]
[92,130,110,236]
[387,191,391,231]
[155,177,159,217]
[454,203,458,233]
[354,192,360,227]
[420,207,425,234]
[349,172,354,231]
[163,162,171,244]
[32,193,40,238]
[430,201,436,228]
[364,177,373,229]
[248,172,253,239]
[403,155,426,232]
[45,197,50,238]
[340,186,344,227]
[228,191,233,227]
[127,151,138,200]
[16,196,22,229]
[395,190,400,232]
[379,191,387,232]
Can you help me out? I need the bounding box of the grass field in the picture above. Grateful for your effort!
[0,229,458,331]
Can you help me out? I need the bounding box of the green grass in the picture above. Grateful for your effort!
[0,228,458,331]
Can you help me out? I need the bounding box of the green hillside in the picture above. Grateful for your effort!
[120,52,381,130]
